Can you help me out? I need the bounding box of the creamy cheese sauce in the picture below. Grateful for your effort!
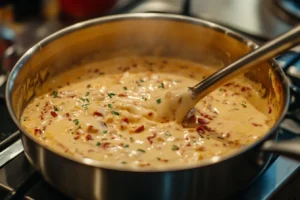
[21,57,275,169]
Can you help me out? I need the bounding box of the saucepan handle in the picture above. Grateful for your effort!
[261,49,300,161]
[2,45,18,73]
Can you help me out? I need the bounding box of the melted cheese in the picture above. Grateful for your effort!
[21,57,274,169]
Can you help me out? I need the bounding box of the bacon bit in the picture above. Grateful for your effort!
[234,84,240,87]
[42,126,46,131]
[147,133,157,144]
[74,135,80,140]
[148,112,153,117]
[50,111,58,117]
[102,142,110,149]
[34,128,42,135]
[66,82,70,86]
[186,143,191,147]
[232,92,239,96]
[119,143,124,147]
[111,136,115,139]
[87,125,98,133]
[86,134,93,140]
[94,69,99,73]
[198,118,209,125]
[156,137,165,142]
[185,135,189,140]
[88,149,95,153]
[138,162,151,167]
[252,123,262,127]
[118,93,127,97]
[134,125,144,133]
[224,82,234,87]
[268,106,272,114]
[121,118,129,124]
[93,112,103,117]
[40,113,45,120]
[200,113,213,120]
[187,114,196,124]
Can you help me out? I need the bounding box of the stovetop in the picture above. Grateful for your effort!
[0,0,300,199]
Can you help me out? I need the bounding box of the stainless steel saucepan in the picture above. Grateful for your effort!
[5,13,299,200]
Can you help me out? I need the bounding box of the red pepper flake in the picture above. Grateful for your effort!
[93,112,103,117]
[34,128,42,135]
[200,113,213,120]
[224,82,234,87]
[196,126,205,134]
[50,111,58,117]
[121,118,129,124]
[198,118,209,125]
[74,135,80,140]
[66,113,71,121]
[185,135,189,140]
[241,87,250,92]
[86,134,93,140]
[268,106,272,114]
[40,113,45,120]
[187,114,196,124]
[148,112,153,117]
[102,142,110,149]
[134,125,144,133]
[118,93,127,97]
[147,132,157,144]
[252,123,262,127]
[203,125,215,132]
[87,125,98,133]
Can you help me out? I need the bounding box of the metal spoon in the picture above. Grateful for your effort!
[161,25,300,123]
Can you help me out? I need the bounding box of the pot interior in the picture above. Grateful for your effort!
[7,14,287,147]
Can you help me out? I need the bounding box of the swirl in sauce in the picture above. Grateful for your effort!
[21,57,274,169]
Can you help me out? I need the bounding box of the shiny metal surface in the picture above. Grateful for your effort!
[190,25,300,118]
[5,14,290,200]
[190,0,293,39]
[0,139,23,167]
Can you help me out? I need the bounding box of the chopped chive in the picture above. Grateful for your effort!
[158,83,165,88]
[142,96,147,101]
[124,144,129,148]
[53,106,59,111]
[86,92,90,96]
[123,86,127,90]
[52,91,58,98]
[156,98,161,104]
[130,137,134,142]
[172,145,179,151]
[73,119,79,125]
[165,132,172,136]
[199,134,204,138]
[241,103,247,108]
[82,104,89,110]
[108,104,113,109]
[137,149,145,153]
[96,142,101,146]
[103,130,108,134]
[108,93,116,98]
[111,111,120,116]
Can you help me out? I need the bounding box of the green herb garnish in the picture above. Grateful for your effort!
[121,161,127,164]
[172,145,180,151]
[123,86,127,90]
[73,119,79,125]
[140,79,145,82]
[156,98,161,104]
[124,144,129,148]
[137,149,145,153]
[217,136,224,140]
[86,92,90,96]
[108,93,116,98]
[103,130,108,134]
[96,142,101,146]
[158,83,165,88]
[53,106,59,111]
[111,111,120,116]
[52,91,58,98]
[165,132,172,136]
[142,96,147,101]
[108,104,113,109]
[241,103,247,108]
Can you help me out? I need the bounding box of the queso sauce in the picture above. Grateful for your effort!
[21,57,274,169]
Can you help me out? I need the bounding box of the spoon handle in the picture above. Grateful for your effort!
[191,25,300,100]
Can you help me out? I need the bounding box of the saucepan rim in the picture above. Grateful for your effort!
[5,13,290,172]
